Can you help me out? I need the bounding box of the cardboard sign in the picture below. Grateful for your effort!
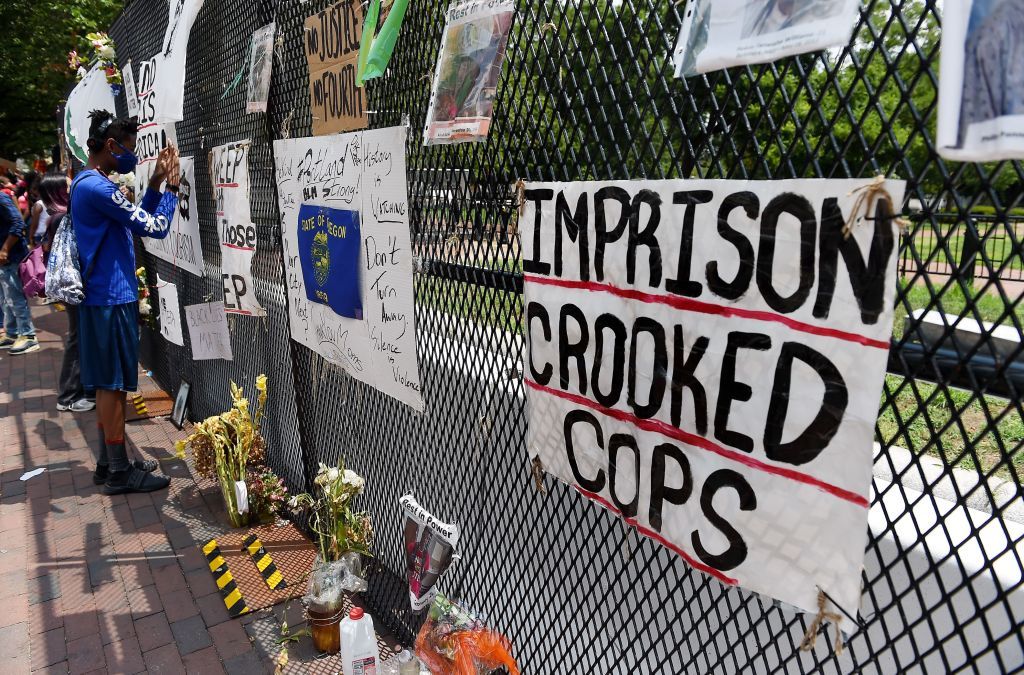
[273,126,423,411]
[521,178,906,628]
[143,156,205,277]
[153,0,205,123]
[937,0,1024,161]
[304,0,367,135]
[123,59,140,117]
[134,57,178,202]
[673,0,860,77]
[185,301,233,361]
[210,140,265,316]
[297,204,363,319]
[157,276,184,346]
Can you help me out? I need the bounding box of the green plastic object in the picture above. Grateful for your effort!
[357,0,410,86]
[355,0,380,88]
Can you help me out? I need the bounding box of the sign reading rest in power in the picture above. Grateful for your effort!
[521,179,905,626]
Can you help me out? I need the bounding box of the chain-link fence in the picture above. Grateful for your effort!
[109,1,1023,672]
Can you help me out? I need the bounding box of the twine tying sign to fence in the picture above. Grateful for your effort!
[531,456,547,494]
[800,590,844,655]
[843,175,909,239]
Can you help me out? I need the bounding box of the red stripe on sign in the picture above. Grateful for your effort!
[216,183,240,188]
[222,243,255,251]
[523,274,889,350]
[575,486,738,586]
[226,309,254,315]
[137,122,158,130]
[525,378,870,508]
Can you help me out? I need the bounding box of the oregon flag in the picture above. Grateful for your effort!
[297,204,363,319]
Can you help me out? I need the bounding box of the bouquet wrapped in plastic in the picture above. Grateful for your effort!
[415,594,519,675]
[304,551,367,614]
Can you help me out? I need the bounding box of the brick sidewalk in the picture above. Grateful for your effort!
[0,305,284,674]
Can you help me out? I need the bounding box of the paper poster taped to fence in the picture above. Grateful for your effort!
[122,59,140,118]
[210,140,265,316]
[143,156,205,277]
[134,57,178,203]
[304,0,367,135]
[422,0,515,145]
[936,0,1024,161]
[185,301,233,361]
[153,0,205,123]
[157,276,184,346]
[521,178,906,627]
[672,0,860,77]
[273,126,424,411]
[400,495,460,612]
[297,204,363,319]
[63,65,117,165]
[247,22,276,114]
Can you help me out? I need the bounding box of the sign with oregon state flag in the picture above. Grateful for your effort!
[297,204,363,319]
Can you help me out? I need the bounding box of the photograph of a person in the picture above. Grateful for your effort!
[431,12,514,123]
[246,23,276,113]
[741,0,846,38]
[957,0,1024,144]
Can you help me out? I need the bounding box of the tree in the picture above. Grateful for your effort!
[0,0,122,159]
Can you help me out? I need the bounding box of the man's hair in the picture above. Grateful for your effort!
[86,110,140,154]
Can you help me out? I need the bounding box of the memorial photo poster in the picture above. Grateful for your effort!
[64,65,117,165]
[210,140,265,317]
[400,495,460,612]
[157,276,184,346]
[423,0,515,145]
[937,0,1024,161]
[142,156,205,277]
[153,0,205,123]
[521,178,906,627]
[185,301,233,361]
[304,0,368,135]
[123,59,140,117]
[134,57,178,201]
[273,126,424,411]
[673,0,860,77]
[247,22,276,114]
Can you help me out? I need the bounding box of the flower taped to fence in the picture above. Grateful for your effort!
[521,178,906,629]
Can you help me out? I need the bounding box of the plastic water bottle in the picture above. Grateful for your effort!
[340,607,380,675]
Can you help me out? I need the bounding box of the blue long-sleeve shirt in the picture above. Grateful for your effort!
[71,170,177,306]
[0,192,28,266]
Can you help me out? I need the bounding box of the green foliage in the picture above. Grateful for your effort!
[0,0,122,159]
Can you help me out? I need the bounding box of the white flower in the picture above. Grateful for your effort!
[98,45,116,60]
[139,299,151,315]
[121,172,136,186]
[342,469,364,492]
[77,66,88,79]
[327,467,340,483]
[287,495,300,509]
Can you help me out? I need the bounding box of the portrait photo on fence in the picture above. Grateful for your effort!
[937,0,1024,161]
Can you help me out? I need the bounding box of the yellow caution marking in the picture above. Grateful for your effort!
[241,534,287,590]
[203,539,250,617]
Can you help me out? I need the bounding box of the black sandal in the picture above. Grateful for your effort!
[93,459,159,485]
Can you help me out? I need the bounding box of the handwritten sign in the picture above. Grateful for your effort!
[304,0,367,135]
[143,156,204,277]
[185,301,233,361]
[153,0,205,123]
[298,204,363,319]
[210,140,265,316]
[134,57,177,202]
[157,275,184,346]
[123,59,140,117]
[273,126,423,411]
[522,178,906,627]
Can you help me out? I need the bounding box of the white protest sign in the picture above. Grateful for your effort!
[521,178,905,628]
[123,59,140,117]
[153,0,205,123]
[157,275,184,346]
[210,140,265,316]
[273,126,423,411]
[185,301,233,361]
[673,0,860,77]
[63,65,117,165]
[143,156,204,277]
[936,0,1024,161]
[134,57,177,202]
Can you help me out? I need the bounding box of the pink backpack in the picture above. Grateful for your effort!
[19,246,47,298]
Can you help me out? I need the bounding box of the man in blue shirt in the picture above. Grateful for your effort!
[73,110,180,494]
[0,189,37,354]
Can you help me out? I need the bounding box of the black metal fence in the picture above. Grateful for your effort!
[109,1,1023,672]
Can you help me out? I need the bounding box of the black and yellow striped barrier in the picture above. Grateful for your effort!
[242,534,287,590]
[131,395,148,416]
[202,539,250,617]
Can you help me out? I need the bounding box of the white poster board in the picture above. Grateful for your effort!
[210,140,265,316]
[937,0,1024,161]
[123,59,140,118]
[134,57,178,202]
[63,65,117,165]
[273,126,424,411]
[157,276,184,346]
[153,0,205,124]
[142,156,205,277]
[185,301,233,361]
[673,0,860,77]
[521,178,905,628]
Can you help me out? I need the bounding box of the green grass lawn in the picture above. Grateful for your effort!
[905,222,1024,272]
[892,279,1024,340]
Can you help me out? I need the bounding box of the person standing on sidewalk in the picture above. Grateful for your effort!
[39,173,95,412]
[0,189,39,355]
[74,110,179,495]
